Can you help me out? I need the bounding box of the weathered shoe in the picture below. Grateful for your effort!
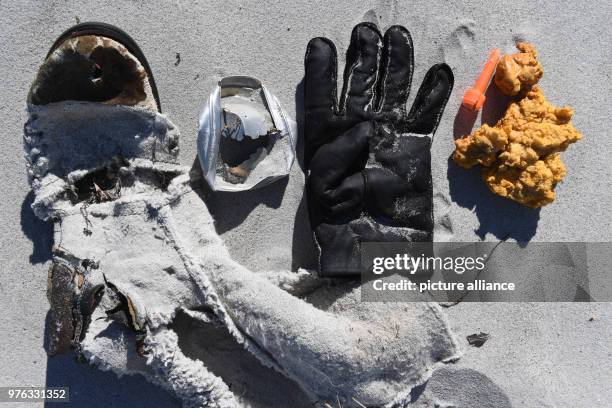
[26,23,180,357]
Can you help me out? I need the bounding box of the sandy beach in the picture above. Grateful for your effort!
[1,0,611,406]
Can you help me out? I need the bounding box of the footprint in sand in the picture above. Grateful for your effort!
[361,0,401,26]
[440,21,476,69]
[361,9,380,26]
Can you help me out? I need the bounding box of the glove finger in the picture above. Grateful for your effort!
[309,121,373,183]
[323,171,364,206]
[305,37,338,116]
[327,193,363,218]
[405,63,454,135]
[339,23,382,116]
[376,25,414,113]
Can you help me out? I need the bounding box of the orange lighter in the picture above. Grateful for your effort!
[462,49,501,111]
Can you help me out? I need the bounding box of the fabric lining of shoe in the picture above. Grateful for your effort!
[28,35,157,111]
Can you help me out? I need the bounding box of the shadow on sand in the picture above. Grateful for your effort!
[20,191,53,264]
[447,157,540,242]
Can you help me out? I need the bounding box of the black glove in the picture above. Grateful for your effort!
[304,23,454,277]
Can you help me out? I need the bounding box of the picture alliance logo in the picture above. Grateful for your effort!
[371,253,487,275]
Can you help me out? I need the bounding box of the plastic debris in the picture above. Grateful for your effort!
[197,76,296,191]
[467,332,490,347]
